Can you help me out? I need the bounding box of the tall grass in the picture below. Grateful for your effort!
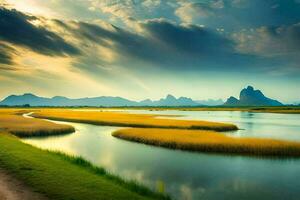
[31,109,238,131]
[98,106,300,114]
[113,128,300,158]
[10,127,75,137]
[0,110,75,137]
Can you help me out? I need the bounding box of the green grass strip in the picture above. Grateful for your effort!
[0,133,170,200]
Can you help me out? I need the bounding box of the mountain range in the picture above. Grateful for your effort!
[196,99,224,106]
[0,86,285,107]
[0,93,203,107]
[224,86,283,106]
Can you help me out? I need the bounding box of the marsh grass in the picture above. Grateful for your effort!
[32,109,238,131]
[0,133,170,200]
[113,128,300,158]
[0,109,75,137]
[0,109,169,199]
[98,106,300,114]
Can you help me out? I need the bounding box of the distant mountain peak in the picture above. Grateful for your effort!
[23,93,36,97]
[225,86,282,106]
[138,95,200,106]
[52,95,67,98]
[139,99,153,104]
[166,94,176,100]
[225,96,239,105]
[246,85,254,91]
[178,96,192,100]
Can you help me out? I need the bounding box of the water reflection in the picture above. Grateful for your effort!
[112,110,300,141]
[22,111,300,200]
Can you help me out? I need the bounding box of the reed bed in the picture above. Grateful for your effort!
[113,128,300,157]
[102,106,300,114]
[0,110,75,137]
[32,109,238,131]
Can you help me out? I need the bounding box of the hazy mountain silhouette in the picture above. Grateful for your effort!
[139,94,200,106]
[224,86,283,106]
[0,93,202,107]
[224,96,239,105]
[0,93,137,107]
[1,88,283,107]
[196,99,224,106]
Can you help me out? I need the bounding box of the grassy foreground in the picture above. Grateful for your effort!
[0,133,169,200]
[0,109,74,137]
[0,109,168,199]
[113,128,300,157]
[32,109,238,131]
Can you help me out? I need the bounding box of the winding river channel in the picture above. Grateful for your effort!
[22,110,300,200]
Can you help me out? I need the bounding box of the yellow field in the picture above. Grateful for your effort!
[1,108,299,157]
[113,128,300,157]
[32,109,238,131]
[99,107,300,114]
[0,109,74,137]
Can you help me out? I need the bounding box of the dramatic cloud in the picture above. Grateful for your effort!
[0,1,300,102]
[233,23,300,57]
[59,18,240,71]
[0,43,14,65]
[89,0,162,19]
[175,0,300,30]
[0,7,80,57]
[140,19,232,55]
[1,3,299,73]
[175,2,218,23]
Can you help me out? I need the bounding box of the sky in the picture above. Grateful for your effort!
[0,0,299,103]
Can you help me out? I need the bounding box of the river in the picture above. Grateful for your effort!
[22,110,300,200]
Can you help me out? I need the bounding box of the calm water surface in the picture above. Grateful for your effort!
[106,110,300,141]
[22,111,300,200]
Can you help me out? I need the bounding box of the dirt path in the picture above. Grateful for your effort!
[0,169,48,200]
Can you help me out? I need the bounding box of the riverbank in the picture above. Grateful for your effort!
[0,109,169,200]
[113,128,300,157]
[0,133,169,200]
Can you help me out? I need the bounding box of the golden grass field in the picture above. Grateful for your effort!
[2,108,300,157]
[0,109,169,199]
[0,109,74,137]
[32,109,238,131]
[101,106,300,114]
[113,128,300,157]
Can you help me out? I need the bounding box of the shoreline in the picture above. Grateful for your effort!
[0,109,169,200]
[2,106,300,114]
[113,128,300,158]
[0,133,169,200]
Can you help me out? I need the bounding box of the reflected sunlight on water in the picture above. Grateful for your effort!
[22,111,300,200]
